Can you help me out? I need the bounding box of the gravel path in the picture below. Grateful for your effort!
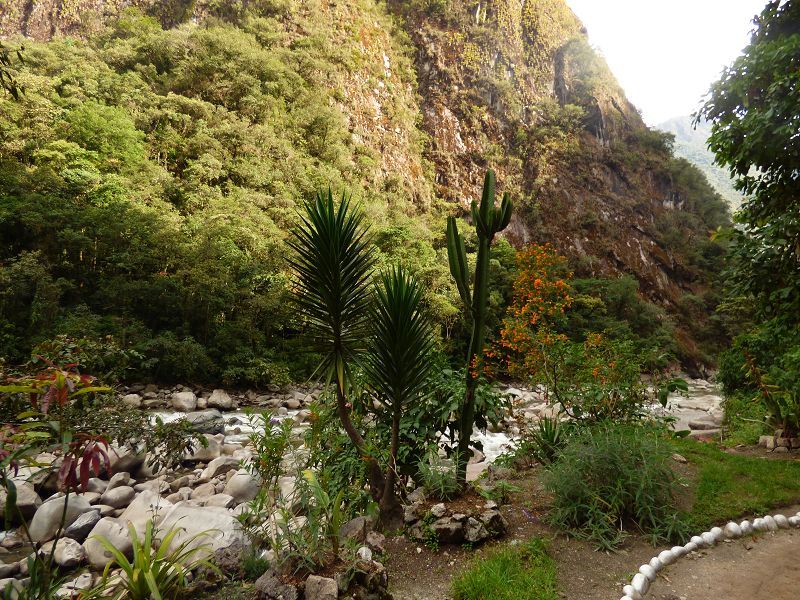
[648,529,800,600]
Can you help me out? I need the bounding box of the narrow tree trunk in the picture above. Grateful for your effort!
[379,405,402,529]
[335,381,385,500]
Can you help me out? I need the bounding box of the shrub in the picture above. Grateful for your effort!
[85,520,220,600]
[544,423,688,550]
[418,450,460,501]
[452,538,557,600]
[517,416,571,465]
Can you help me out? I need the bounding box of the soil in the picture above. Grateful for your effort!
[649,528,800,600]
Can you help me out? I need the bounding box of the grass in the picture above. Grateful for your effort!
[675,438,800,529]
[451,538,558,600]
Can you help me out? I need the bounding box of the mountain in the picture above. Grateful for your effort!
[658,115,743,209]
[0,0,730,378]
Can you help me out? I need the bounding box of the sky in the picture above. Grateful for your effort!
[564,0,766,125]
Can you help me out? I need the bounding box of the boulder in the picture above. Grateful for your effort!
[339,516,375,544]
[106,472,131,491]
[171,391,197,412]
[83,517,133,569]
[185,434,224,462]
[99,486,135,509]
[121,394,142,408]
[51,538,86,568]
[0,480,42,522]
[64,509,102,542]
[305,575,338,600]
[223,470,261,504]
[29,495,92,543]
[208,389,233,410]
[192,482,217,499]
[204,494,236,509]
[85,478,107,494]
[255,570,299,600]
[200,456,240,481]
[156,502,250,560]
[119,490,172,531]
[184,410,225,434]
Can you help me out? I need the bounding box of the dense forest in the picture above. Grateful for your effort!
[0,0,730,385]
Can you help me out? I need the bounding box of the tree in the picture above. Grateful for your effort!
[0,42,23,100]
[288,189,386,501]
[446,170,512,488]
[363,266,435,525]
[697,0,800,319]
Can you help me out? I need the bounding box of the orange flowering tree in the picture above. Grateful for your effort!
[492,245,651,422]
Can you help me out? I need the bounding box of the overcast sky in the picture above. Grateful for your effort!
[564,0,766,125]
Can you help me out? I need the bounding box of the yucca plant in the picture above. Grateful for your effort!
[288,188,385,498]
[362,266,435,524]
[447,170,512,487]
[84,520,220,600]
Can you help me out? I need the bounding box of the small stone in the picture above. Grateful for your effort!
[657,549,675,566]
[684,541,698,553]
[671,545,686,557]
[671,453,688,464]
[740,520,753,535]
[724,522,743,538]
[121,394,142,408]
[52,538,85,568]
[622,585,641,600]
[774,514,789,529]
[701,531,717,546]
[304,574,337,600]
[690,535,705,547]
[632,572,649,595]
[648,556,662,571]
[710,526,724,540]
[357,546,372,562]
[764,515,779,531]
[639,564,657,582]
[430,503,447,518]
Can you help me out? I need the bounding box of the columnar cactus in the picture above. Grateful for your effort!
[447,170,512,487]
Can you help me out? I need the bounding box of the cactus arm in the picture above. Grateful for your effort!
[446,217,472,310]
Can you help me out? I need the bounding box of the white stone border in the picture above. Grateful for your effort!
[618,511,800,599]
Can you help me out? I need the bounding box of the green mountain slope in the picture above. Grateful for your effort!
[658,115,743,209]
[0,0,731,380]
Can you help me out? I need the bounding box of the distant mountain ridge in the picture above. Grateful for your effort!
[658,115,743,210]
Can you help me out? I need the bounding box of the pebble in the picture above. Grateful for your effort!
[724,522,742,538]
[774,514,789,529]
[658,549,675,565]
[639,564,657,582]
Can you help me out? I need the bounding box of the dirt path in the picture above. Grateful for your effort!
[649,529,800,600]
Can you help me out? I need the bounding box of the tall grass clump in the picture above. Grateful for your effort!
[452,537,557,600]
[544,422,688,550]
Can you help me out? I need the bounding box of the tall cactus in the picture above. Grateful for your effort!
[447,170,512,487]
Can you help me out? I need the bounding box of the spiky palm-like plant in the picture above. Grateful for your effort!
[363,266,435,524]
[288,189,385,497]
[447,170,512,488]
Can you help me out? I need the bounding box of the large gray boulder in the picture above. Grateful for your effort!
[184,410,225,434]
[47,537,85,568]
[156,502,249,560]
[223,470,261,504]
[99,486,135,508]
[0,481,42,522]
[207,389,233,410]
[171,391,197,412]
[185,434,224,462]
[29,495,92,543]
[83,517,133,569]
[200,456,240,481]
[119,490,172,532]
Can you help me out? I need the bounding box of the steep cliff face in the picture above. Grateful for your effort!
[387,1,727,313]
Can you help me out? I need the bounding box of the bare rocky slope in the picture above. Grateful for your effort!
[0,0,729,365]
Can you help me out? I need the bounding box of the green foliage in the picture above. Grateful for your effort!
[266,470,347,575]
[418,450,460,502]
[718,318,800,437]
[0,5,434,385]
[244,412,294,493]
[447,170,513,487]
[516,416,571,466]
[674,437,800,530]
[721,391,768,446]
[241,551,270,581]
[544,422,688,550]
[476,480,521,505]
[699,0,800,321]
[451,538,558,600]
[86,520,220,600]
[0,41,24,100]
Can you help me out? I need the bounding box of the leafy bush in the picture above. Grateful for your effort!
[452,538,557,600]
[544,423,688,550]
[86,520,220,600]
[517,416,571,465]
[418,450,460,501]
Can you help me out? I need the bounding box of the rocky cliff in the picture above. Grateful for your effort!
[0,0,729,365]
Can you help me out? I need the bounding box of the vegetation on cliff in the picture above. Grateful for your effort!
[0,0,731,383]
